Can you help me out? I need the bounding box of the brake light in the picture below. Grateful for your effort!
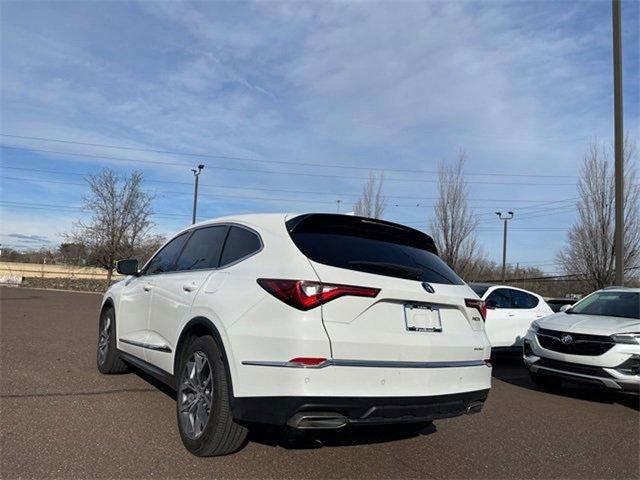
[257,279,380,310]
[465,298,487,321]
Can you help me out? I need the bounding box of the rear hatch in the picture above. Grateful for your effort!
[287,214,487,363]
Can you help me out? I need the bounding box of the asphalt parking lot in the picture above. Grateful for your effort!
[1,287,638,479]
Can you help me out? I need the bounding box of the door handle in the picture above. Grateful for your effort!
[508,314,516,317]
[183,282,198,292]
[143,284,152,292]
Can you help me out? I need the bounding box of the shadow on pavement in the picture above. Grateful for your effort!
[248,421,436,450]
[131,360,437,450]
[491,352,639,411]
[131,367,177,401]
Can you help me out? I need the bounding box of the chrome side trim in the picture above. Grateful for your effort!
[241,359,487,369]
[120,338,172,353]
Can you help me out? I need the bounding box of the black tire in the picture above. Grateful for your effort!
[96,306,127,374]
[176,335,248,456]
[529,370,562,390]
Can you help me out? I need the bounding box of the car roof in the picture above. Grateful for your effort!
[191,213,290,229]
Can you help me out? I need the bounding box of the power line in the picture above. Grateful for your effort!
[0,174,580,209]
[0,133,583,179]
[1,165,578,202]
[0,201,191,219]
[0,144,577,186]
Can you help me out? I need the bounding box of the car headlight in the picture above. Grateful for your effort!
[611,332,640,344]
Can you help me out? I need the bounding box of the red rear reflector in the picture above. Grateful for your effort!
[257,279,380,310]
[465,298,487,321]
[288,357,327,367]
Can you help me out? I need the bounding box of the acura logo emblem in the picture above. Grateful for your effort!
[422,282,435,293]
[560,334,574,345]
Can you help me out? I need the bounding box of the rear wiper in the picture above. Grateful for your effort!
[347,261,423,280]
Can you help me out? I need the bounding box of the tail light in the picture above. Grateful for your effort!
[465,298,487,321]
[257,279,380,310]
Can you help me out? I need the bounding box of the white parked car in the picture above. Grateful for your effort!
[523,287,639,394]
[97,213,492,456]
[469,283,553,350]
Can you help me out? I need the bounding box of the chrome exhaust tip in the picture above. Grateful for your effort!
[466,401,484,414]
[287,412,349,430]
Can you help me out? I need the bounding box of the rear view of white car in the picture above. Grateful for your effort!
[470,283,553,350]
[523,287,640,394]
[97,213,492,456]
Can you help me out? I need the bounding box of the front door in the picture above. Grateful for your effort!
[116,275,154,359]
[118,231,191,360]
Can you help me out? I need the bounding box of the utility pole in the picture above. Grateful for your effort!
[191,164,205,224]
[496,211,514,282]
[612,0,625,285]
[336,199,342,213]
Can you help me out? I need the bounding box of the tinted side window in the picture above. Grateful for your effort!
[470,284,490,297]
[511,290,539,309]
[175,225,229,271]
[145,233,189,275]
[220,226,261,266]
[486,288,512,309]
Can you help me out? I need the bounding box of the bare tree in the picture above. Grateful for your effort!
[557,137,639,289]
[353,172,386,218]
[431,152,484,278]
[67,169,155,283]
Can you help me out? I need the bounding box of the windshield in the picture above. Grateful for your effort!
[568,291,639,319]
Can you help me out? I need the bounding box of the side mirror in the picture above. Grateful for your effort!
[559,304,572,313]
[116,259,139,276]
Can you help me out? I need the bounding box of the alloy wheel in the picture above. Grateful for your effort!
[97,314,111,365]
[179,351,214,440]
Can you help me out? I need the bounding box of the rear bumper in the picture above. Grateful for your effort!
[233,361,492,398]
[232,389,490,426]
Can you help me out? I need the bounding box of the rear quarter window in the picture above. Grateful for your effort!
[510,290,539,309]
[219,226,262,267]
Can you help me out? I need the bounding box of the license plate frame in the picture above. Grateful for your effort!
[404,304,442,332]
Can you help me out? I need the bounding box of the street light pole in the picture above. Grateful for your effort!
[612,0,625,285]
[336,199,342,213]
[496,211,514,282]
[191,164,205,224]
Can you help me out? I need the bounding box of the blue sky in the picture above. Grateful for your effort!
[1,0,638,273]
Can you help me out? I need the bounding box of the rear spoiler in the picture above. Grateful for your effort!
[286,213,438,255]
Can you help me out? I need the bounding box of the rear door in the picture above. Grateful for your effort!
[146,225,229,373]
[510,289,549,345]
[484,288,517,347]
[286,214,487,363]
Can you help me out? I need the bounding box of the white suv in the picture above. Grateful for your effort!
[469,283,553,350]
[523,287,639,394]
[97,213,492,456]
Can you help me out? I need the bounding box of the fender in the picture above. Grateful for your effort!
[174,316,237,399]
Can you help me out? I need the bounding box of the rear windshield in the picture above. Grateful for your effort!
[568,291,639,319]
[287,214,464,285]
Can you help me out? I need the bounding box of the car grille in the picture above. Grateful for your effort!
[536,328,615,356]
